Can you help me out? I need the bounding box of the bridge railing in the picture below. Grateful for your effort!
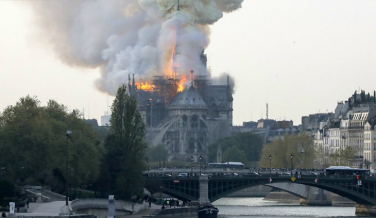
[144,171,376,180]
[145,167,376,180]
[147,168,252,174]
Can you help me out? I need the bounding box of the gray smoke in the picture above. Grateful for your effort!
[29,0,243,95]
[211,73,236,94]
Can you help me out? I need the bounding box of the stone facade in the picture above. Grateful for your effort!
[129,76,233,163]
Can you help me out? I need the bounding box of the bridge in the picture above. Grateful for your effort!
[144,172,376,216]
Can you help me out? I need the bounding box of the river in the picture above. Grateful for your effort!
[212,197,367,218]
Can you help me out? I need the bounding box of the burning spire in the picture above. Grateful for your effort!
[172,0,181,80]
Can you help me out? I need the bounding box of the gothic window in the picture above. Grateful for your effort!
[182,114,188,127]
[191,114,198,129]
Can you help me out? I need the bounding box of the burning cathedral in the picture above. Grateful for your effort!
[33,0,242,163]
[114,0,239,162]
[127,51,233,162]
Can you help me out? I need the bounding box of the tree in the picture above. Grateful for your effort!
[208,132,263,166]
[223,146,247,164]
[0,96,101,192]
[43,100,101,190]
[328,146,356,167]
[338,146,355,166]
[147,144,168,162]
[314,143,325,168]
[91,126,109,147]
[103,84,147,199]
[259,133,314,169]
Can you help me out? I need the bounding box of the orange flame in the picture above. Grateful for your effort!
[157,42,188,93]
[177,75,187,92]
[135,82,153,91]
[163,47,175,77]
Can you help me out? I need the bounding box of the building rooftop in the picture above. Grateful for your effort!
[169,85,207,109]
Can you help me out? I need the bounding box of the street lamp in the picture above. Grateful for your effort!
[269,154,272,177]
[199,155,202,176]
[159,186,163,204]
[190,156,193,177]
[65,130,72,206]
[290,153,294,176]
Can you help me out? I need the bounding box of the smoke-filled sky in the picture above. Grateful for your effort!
[1,0,376,126]
[28,0,242,94]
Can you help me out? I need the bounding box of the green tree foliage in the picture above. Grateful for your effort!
[91,126,109,147]
[223,146,247,164]
[208,132,263,165]
[314,143,325,168]
[147,144,168,162]
[102,84,147,199]
[0,96,101,192]
[330,146,355,166]
[259,134,314,169]
[339,146,356,164]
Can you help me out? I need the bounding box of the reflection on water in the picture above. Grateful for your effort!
[212,197,362,218]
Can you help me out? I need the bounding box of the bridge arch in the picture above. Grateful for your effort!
[209,177,376,205]
[296,179,375,205]
[145,175,376,206]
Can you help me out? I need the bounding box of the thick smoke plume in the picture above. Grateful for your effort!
[30,0,243,95]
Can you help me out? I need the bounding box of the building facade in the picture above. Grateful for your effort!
[128,75,233,163]
[310,90,376,172]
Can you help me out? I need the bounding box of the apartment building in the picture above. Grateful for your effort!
[328,127,341,158]
[364,120,376,172]
[310,95,376,171]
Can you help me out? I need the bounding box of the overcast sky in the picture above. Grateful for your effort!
[1,0,376,126]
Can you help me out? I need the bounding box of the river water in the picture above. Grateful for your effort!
[212,197,367,218]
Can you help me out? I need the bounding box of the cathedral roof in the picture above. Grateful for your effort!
[169,84,207,109]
